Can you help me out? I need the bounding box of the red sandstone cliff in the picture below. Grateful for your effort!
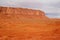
[0,7,60,40]
[0,7,46,18]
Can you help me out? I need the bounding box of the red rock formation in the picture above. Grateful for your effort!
[0,7,47,18]
[0,6,60,40]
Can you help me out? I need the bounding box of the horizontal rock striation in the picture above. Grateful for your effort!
[0,7,45,18]
[0,6,60,40]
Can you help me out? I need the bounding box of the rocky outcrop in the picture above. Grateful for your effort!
[0,6,46,18]
[0,6,60,40]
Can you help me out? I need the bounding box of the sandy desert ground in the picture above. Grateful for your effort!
[0,7,60,40]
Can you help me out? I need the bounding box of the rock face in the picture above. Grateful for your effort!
[0,6,60,40]
[0,7,46,18]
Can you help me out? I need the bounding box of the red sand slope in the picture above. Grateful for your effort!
[0,7,60,40]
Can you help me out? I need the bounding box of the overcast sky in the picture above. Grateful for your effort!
[0,0,60,18]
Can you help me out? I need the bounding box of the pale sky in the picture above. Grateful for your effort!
[0,0,60,18]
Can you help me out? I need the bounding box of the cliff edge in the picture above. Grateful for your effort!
[0,6,60,40]
[0,7,47,19]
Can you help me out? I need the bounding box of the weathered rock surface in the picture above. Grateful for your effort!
[0,6,60,40]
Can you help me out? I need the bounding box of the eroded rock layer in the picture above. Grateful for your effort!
[0,6,60,40]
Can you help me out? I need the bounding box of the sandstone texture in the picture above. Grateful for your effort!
[0,6,60,40]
